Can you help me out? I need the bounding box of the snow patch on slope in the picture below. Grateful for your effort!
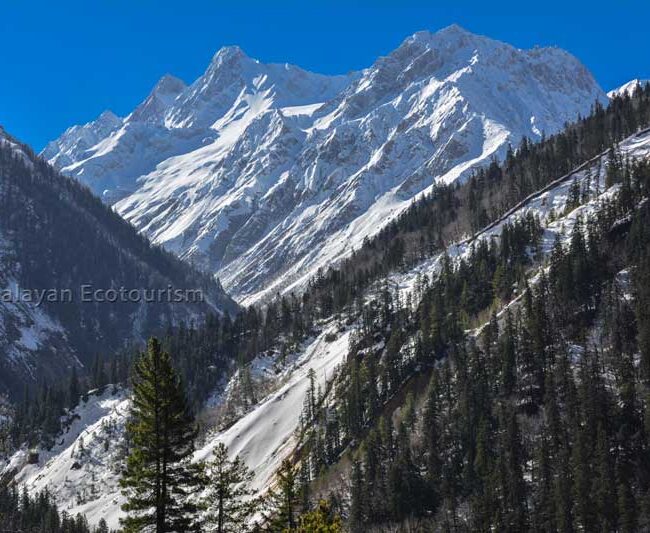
[5,326,351,529]
[4,388,129,531]
[196,326,352,492]
[391,128,650,303]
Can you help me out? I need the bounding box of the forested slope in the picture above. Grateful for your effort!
[0,127,238,399]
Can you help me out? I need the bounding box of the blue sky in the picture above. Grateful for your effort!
[1,0,648,151]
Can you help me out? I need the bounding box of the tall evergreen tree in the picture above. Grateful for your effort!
[120,337,199,533]
[348,459,365,533]
[68,365,80,410]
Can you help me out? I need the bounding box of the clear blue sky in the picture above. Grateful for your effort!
[1,0,648,151]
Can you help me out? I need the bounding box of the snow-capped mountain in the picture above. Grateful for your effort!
[0,127,238,398]
[44,25,607,304]
[42,48,352,206]
[608,78,649,98]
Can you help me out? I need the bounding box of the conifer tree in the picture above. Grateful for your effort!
[499,310,517,397]
[592,423,616,531]
[201,442,256,533]
[265,459,299,531]
[68,365,80,410]
[120,337,199,533]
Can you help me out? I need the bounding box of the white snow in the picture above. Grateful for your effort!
[19,27,649,529]
[0,228,69,374]
[196,326,351,492]
[4,326,352,528]
[389,127,650,306]
[5,388,130,531]
[281,102,324,117]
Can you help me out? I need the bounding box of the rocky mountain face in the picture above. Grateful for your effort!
[43,25,607,304]
[0,128,239,398]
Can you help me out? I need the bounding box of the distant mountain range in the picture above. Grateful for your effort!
[42,25,608,305]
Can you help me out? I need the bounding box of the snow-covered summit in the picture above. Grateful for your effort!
[608,78,649,98]
[165,45,352,131]
[43,44,354,204]
[130,74,187,124]
[43,26,607,304]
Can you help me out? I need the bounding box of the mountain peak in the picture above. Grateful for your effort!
[131,74,186,123]
[404,25,484,46]
[211,45,252,65]
[436,23,473,37]
[44,30,605,306]
[608,78,649,98]
[152,74,187,95]
[97,110,120,123]
[405,24,473,43]
[392,25,500,64]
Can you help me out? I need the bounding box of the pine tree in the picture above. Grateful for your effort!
[201,442,256,533]
[265,459,299,531]
[307,368,317,422]
[617,475,638,533]
[422,371,442,510]
[571,425,594,532]
[499,310,516,397]
[554,446,574,533]
[592,423,616,531]
[120,337,199,533]
[531,422,555,532]
[498,407,528,532]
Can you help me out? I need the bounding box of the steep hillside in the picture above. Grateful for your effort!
[11,104,650,531]
[44,26,606,304]
[0,128,238,398]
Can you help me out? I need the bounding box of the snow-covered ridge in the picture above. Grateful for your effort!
[42,48,353,205]
[0,132,75,389]
[608,78,649,98]
[1,126,239,398]
[43,26,606,305]
[3,325,351,530]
